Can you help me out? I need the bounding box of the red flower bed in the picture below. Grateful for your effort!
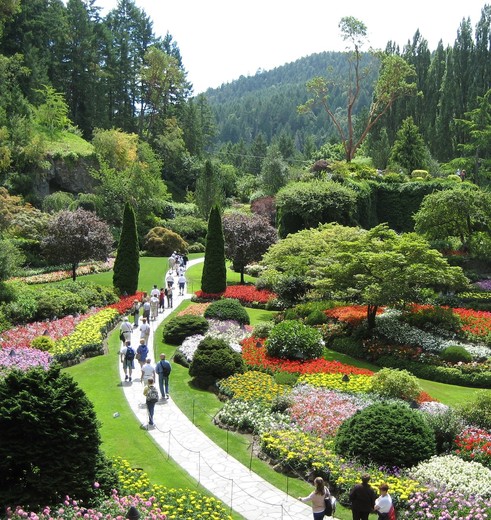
[241,337,374,375]
[325,305,384,326]
[107,292,145,314]
[195,285,276,305]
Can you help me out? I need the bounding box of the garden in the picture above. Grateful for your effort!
[2,239,491,519]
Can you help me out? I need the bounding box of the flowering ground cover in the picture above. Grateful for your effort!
[194,285,276,305]
[218,370,288,402]
[11,259,114,284]
[325,305,384,326]
[0,347,51,377]
[454,427,491,468]
[242,337,374,375]
[177,302,211,316]
[297,372,373,393]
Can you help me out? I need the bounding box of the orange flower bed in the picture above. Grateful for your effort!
[324,305,384,326]
[241,337,374,376]
[178,303,211,316]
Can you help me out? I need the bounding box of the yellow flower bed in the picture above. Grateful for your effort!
[114,457,233,519]
[52,308,119,358]
[298,372,373,393]
[218,370,289,402]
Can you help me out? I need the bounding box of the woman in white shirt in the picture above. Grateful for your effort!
[299,476,331,520]
[375,483,393,519]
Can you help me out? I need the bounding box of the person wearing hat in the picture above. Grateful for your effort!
[119,316,133,344]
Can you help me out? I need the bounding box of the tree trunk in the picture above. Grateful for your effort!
[240,266,245,284]
[72,263,78,281]
[367,304,378,330]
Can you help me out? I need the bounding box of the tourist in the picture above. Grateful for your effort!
[298,476,331,520]
[150,293,159,320]
[155,353,172,399]
[120,340,135,382]
[131,299,140,328]
[349,473,376,520]
[143,377,159,426]
[374,483,393,519]
[136,338,148,375]
[165,285,173,308]
[142,298,151,321]
[140,317,151,345]
[178,273,186,296]
[119,316,133,344]
[141,358,155,386]
[159,287,165,312]
[166,270,174,289]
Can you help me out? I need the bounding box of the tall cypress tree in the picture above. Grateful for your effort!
[200,205,226,294]
[113,202,140,295]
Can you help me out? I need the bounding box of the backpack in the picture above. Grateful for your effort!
[146,386,159,403]
[160,360,171,376]
[125,346,135,361]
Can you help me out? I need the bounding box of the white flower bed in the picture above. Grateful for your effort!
[409,454,491,497]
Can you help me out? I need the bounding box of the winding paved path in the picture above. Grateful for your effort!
[118,258,331,519]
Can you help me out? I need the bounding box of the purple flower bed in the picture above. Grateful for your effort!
[474,279,491,291]
[0,347,52,377]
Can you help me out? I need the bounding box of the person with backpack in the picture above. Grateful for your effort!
[155,353,172,399]
[298,476,331,520]
[143,377,159,426]
[120,340,135,382]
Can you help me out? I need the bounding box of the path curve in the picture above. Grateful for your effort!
[118,258,318,519]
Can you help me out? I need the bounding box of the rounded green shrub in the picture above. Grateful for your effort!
[189,336,245,389]
[204,298,250,325]
[371,367,422,402]
[440,345,473,364]
[334,402,436,467]
[458,390,491,430]
[265,320,324,360]
[252,321,274,338]
[144,226,188,257]
[305,309,329,326]
[403,305,461,333]
[162,315,209,345]
[30,335,55,352]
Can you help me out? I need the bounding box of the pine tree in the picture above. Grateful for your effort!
[113,202,140,295]
[200,205,226,294]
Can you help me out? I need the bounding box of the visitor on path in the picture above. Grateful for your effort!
[141,358,155,386]
[136,339,149,375]
[299,476,331,520]
[349,473,377,520]
[140,317,151,345]
[374,484,393,520]
[165,286,173,308]
[166,270,174,289]
[119,317,133,344]
[150,293,159,320]
[150,284,160,298]
[155,353,172,399]
[143,377,159,426]
[131,299,140,328]
[142,298,151,321]
[168,254,176,272]
[120,340,135,382]
[178,273,186,296]
[159,287,165,312]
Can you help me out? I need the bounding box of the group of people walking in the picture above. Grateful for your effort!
[300,474,394,520]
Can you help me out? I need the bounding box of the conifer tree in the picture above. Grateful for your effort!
[113,202,140,295]
[200,205,226,294]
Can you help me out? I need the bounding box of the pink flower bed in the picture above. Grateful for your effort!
[0,347,52,376]
[289,386,367,438]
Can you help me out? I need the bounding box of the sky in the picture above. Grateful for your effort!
[95,0,488,94]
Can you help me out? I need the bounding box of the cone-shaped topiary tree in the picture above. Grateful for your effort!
[201,205,226,294]
[113,202,140,295]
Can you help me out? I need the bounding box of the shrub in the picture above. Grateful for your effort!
[273,275,312,305]
[201,206,226,294]
[204,298,250,325]
[403,305,461,332]
[162,315,209,345]
[266,320,324,360]
[188,243,205,253]
[330,336,365,358]
[371,367,422,402]
[57,281,118,308]
[458,390,491,430]
[440,345,473,364]
[30,335,55,352]
[305,309,329,326]
[172,350,190,368]
[420,406,465,454]
[113,203,140,295]
[253,321,274,338]
[144,226,188,257]
[189,336,245,389]
[163,215,208,244]
[34,288,87,320]
[334,402,436,467]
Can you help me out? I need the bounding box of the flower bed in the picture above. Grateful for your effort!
[454,427,491,468]
[218,371,289,402]
[241,337,374,376]
[194,285,276,306]
[325,305,384,326]
[0,347,51,377]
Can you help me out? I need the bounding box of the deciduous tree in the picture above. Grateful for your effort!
[222,212,277,283]
[42,208,112,280]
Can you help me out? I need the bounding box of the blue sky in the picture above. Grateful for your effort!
[96,0,487,94]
